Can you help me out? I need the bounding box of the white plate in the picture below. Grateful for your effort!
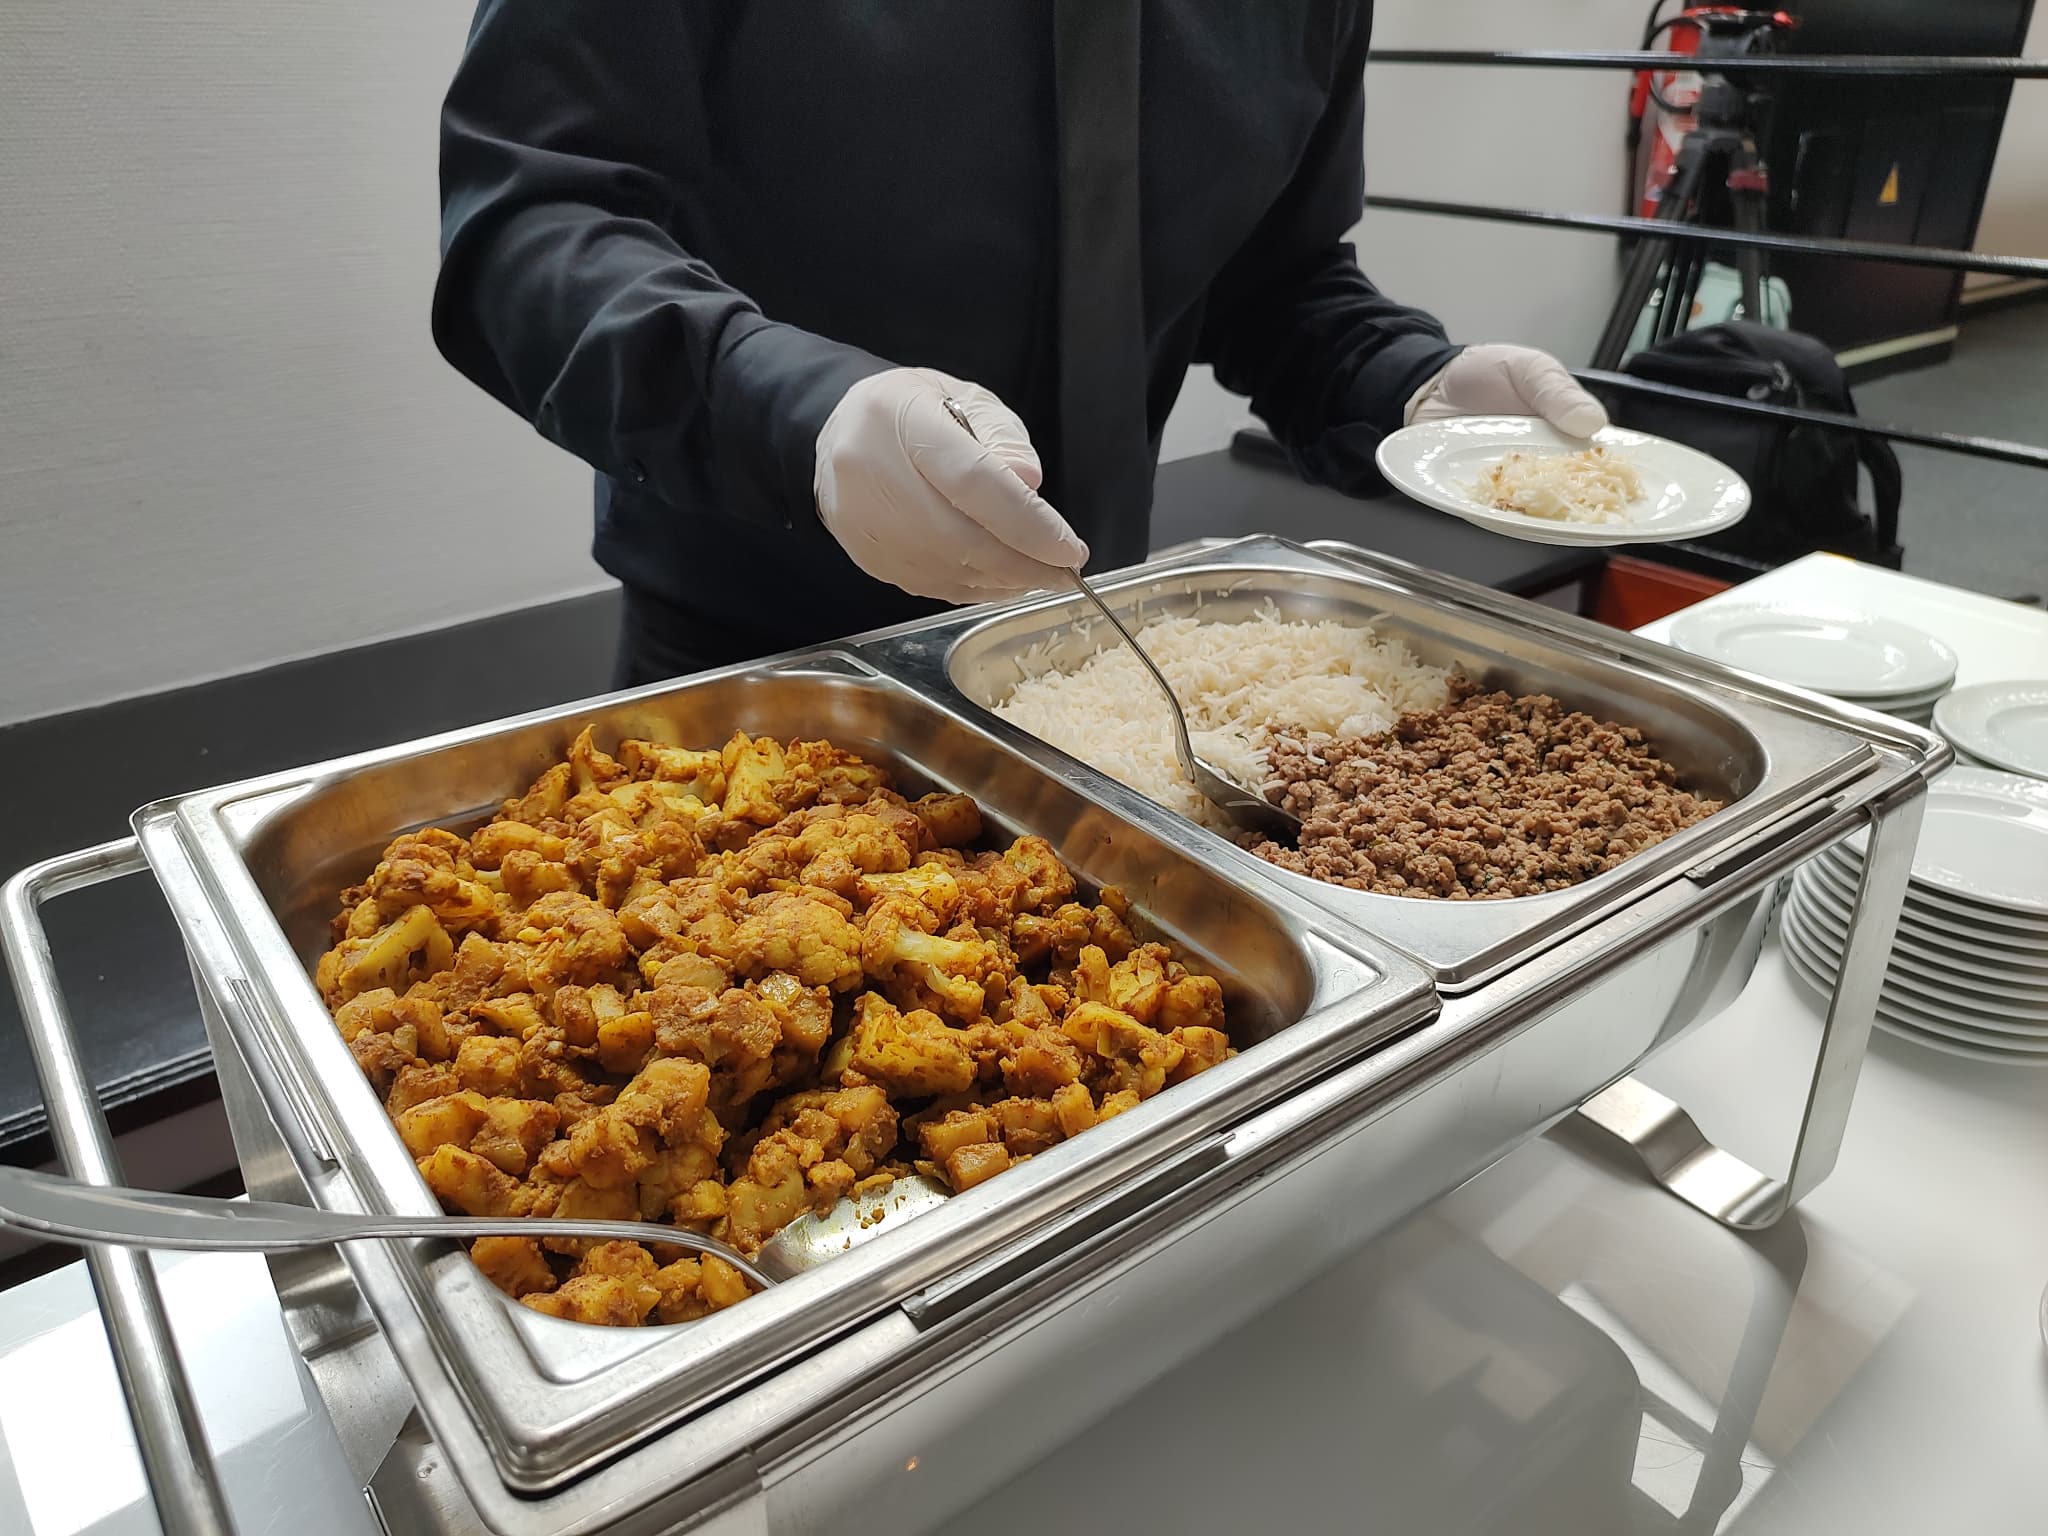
[1780,907,2048,1057]
[1792,867,2048,988]
[1784,885,2048,1022]
[1809,850,2048,953]
[1832,768,2048,918]
[1782,934,2048,1066]
[1871,682,1957,708]
[1935,682,2048,782]
[1667,603,1958,698]
[1372,417,1751,547]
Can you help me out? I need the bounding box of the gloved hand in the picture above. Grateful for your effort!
[1405,344,1609,438]
[814,367,1088,604]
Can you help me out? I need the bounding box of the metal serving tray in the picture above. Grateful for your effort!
[123,652,1436,1496]
[889,535,1882,990]
[1,536,1945,1535]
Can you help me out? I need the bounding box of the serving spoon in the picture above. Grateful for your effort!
[0,1163,956,1290]
[941,397,1301,842]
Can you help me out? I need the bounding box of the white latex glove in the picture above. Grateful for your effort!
[814,366,1088,604]
[1404,344,1609,438]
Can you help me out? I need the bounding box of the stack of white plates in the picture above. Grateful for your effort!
[1934,681,2048,781]
[1667,603,1958,723]
[1778,767,2048,1065]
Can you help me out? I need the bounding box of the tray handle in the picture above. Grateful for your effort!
[1,838,238,1535]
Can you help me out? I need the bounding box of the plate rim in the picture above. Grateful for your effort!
[1783,939,2048,1065]
[1829,769,2048,919]
[1786,884,2048,1020]
[1666,601,1959,698]
[1793,867,2048,985]
[1780,906,2048,1052]
[1933,680,2048,781]
[1812,848,2048,948]
[1372,416,1752,548]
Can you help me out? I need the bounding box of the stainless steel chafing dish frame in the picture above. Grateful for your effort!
[1,535,1944,1536]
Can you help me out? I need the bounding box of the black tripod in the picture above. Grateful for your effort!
[1592,8,1795,369]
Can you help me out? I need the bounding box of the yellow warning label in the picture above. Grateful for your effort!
[1879,164,1901,205]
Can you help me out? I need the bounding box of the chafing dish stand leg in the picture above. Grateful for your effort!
[1,838,239,1534]
[1573,787,1926,1229]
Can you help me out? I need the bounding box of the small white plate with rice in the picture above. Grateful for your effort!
[1374,416,1751,546]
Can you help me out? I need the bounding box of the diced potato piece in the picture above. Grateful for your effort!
[595,1009,657,1075]
[1051,1081,1096,1139]
[470,1236,555,1300]
[394,1091,489,1160]
[944,1141,1011,1191]
[918,1108,995,1165]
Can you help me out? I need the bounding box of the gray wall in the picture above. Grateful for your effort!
[0,4,598,726]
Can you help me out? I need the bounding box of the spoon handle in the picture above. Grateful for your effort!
[0,1164,775,1287]
[1064,570,1204,785]
[938,396,1204,792]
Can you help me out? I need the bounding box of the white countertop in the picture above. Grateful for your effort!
[5,553,2046,1535]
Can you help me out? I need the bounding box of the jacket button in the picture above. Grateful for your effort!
[627,460,649,485]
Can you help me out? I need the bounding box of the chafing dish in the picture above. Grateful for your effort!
[3,537,1943,1535]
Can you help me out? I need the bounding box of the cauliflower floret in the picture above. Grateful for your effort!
[619,739,727,802]
[566,726,630,795]
[317,904,455,1007]
[1064,1000,1185,1100]
[1166,1025,1232,1085]
[860,902,1012,1023]
[342,828,500,935]
[1158,969,1227,1034]
[512,892,633,998]
[731,890,864,991]
[721,732,790,825]
[784,739,892,806]
[1004,835,1076,912]
[855,862,963,928]
[843,994,978,1097]
[500,761,573,827]
[996,1013,1086,1097]
[1106,944,1173,1025]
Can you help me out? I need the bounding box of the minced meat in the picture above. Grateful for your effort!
[1249,678,1722,900]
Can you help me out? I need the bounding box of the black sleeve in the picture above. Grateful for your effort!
[1195,0,1462,496]
[430,0,888,529]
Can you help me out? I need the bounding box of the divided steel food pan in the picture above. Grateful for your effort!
[2,536,1946,1535]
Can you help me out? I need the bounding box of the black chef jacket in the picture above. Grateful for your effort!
[432,1,1462,660]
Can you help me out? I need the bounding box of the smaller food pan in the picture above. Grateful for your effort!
[134,651,1434,1491]
[880,537,1884,989]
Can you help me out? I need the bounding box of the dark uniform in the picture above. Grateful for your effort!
[432,1,1460,683]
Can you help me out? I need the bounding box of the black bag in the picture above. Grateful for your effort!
[1612,322,1903,569]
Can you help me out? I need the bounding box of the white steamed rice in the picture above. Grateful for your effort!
[993,603,1453,829]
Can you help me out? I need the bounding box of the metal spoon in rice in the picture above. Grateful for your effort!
[941,397,1301,842]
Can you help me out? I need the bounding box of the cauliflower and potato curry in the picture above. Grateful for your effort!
[316,728,1235,1328]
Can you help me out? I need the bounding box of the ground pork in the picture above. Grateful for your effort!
[1249,678,1722,900]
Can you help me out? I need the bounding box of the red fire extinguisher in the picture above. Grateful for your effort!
[1629,7,1712,218]
[1627,6,1797,219]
